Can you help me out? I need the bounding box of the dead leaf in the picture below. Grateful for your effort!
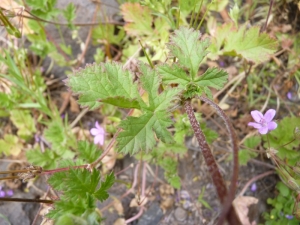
[0,0,32,34]
[113,218,126,225]
[233,196,259,225]
[130,195,148,207]
[112,197,124,215]
[70,96,80,113]
[101,148,117,173]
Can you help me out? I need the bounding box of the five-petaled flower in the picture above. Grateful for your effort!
[248,109,277,135]
[90,121,105,145]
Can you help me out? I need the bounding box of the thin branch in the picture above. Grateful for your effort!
[0,197,53,204]
[238,171,275,196]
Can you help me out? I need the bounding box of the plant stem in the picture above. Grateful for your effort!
[199,96,241,225]
[184,100,227,201]
[184,99,241,225]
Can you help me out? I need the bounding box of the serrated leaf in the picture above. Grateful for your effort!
[77,141,101,163]
[10,110,36,139]
[68,62,141,110]
[44,121,68,150]
[156,63,189,87]
[117,112,173,154]
[195,67,228,90]
[0,134,22,156]
[238,149,258,165]
[168,27,210,79]
[139,63,180,111]
[100,96,141,109]
[25,0,48,10]
[264,117,300,165]
[92,24,125,45]
[46,196,91,219]
[48,169,101,201]
[244,136,261,149]
[94,172,115,202]
[62,2,76,24]
[167,175,181,189]
[26,148,57,169]
[116,64,179,154]
[121,3,153,35]
[212,23,278,63]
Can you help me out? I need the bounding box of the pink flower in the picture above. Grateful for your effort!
[248,109,277,134]
[90,121,105,145]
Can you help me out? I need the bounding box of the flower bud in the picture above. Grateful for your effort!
[277,167,300,192]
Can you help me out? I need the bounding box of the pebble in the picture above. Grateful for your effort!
[174,207,187,222]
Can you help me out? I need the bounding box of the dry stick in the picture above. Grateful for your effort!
[31,187,51,225]
[0,197,53,204]
[125,163,147,224]
[199,96,241,225]
[260,0,274,33]
[238,171,275,196]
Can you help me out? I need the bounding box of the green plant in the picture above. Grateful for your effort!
[263,182,299,225]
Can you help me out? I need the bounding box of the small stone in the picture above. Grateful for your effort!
[174,207,187,222]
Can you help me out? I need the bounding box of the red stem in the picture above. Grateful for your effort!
[184,100,227,201]
[199,96,241,225]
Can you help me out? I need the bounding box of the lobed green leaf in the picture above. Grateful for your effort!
[168,27,209,79]
[68,62,142,110]
[195,67,228,90]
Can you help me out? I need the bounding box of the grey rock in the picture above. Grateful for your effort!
[137,202,164,225]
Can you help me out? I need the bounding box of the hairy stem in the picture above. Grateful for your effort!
[198,96,241,225]
[184,100,227,201]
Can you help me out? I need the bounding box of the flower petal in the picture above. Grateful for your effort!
[94,135,104,145]
[90,128,100,135]
[267,121,277,131]
[251,110,264,123]
[258,126,268,134]
[95,121,101,129]
[248,122,263,129]
[264,109,276,122]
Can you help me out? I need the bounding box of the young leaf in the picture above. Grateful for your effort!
[92,24,125,45]
[168,27,209,79]
[48,169,101,199]
[121,3,153,36]
[67,62,142,110]
[44,120,71,150]
[77,141,101,163]
[94,172,115,202]
[46,196,93,219]
[156,63,190,87]
[0,134,23,156]
[10,110,36,139]
[26,148,58,169]
[195,67,228,90]
[62,2,76,26]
